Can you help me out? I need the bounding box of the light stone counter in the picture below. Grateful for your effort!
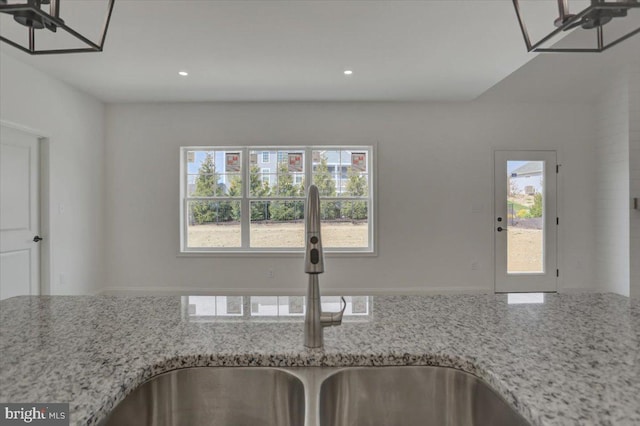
[1,293,638,425]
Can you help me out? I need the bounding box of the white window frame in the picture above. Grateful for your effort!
[261,151,270,163]
[180,145,376,255]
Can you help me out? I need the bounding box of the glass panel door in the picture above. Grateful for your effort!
[495,151,557,292]
[507,160,544,274]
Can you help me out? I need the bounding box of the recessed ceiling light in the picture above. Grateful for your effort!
[178,71,189,77]
[343,70,353,76]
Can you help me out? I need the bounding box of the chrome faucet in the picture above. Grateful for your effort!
[304,185,346,348]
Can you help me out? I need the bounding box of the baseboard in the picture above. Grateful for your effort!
[558,287,603,294]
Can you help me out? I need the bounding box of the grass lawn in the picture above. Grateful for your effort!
[188,221,368,248]
[188,220,541,273]
[507,200,529,213]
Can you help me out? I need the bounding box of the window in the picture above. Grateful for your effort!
[181,146,375,253]
[261,168,271,185]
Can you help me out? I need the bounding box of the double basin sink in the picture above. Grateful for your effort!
[103,366,531,426]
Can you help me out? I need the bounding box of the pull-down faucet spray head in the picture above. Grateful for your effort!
[303,185,345,348]
[304,185,324,274]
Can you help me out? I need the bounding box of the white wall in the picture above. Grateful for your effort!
[630,65,640,298]
[595,76,630,296]
[0,52,105,295]
[104,101,598,295]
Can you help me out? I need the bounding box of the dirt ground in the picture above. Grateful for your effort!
[189,222,540,272]
[508,228,543,272]
[188,222,368,248]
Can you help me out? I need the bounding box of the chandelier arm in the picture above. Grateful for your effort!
[0,35,32,54]
[557,0,570,21]
[595,3,640,10]
[2,6,65,28]
[58,21,101,50]
[597,24,603,50]
[512,0,533,51]
[19,6,101,49]
[514,0,639,52]
[50,0,59,19]
[599,26,640,51]
[30,47,102,54]
[0,0,114,54]
[529,6,594,51]
[29,25,34,51]
[529,23,569,51]
[0,4,33,13]
[98,0,115,49]
[534,48,601,52]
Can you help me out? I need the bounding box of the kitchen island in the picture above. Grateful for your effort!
[1,293,638,425]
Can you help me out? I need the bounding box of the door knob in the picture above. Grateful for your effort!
[33,235,43,242]
[497,227,505,232]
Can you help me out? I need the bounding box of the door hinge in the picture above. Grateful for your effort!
[556,164,560,173]
[556,217,559,225]
[556,269,560,277]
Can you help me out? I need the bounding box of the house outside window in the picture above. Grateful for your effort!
[261,168,271,185]
[181,146,375,254]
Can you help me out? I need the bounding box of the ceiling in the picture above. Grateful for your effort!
[479,34,640,103]
[1,0,637,103]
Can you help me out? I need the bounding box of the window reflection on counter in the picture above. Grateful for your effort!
[185,296,244,317]
[507,293,545,304]
[250,296,304,316]
[182,296,372,322]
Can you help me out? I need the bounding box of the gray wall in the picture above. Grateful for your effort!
[594,65,640,297]
[595,73,630,296]
[104,101,598,295]
[0,52,106,295]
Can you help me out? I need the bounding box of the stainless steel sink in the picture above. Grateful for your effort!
[102,366,530,426]
[318,367,530,426]
[102,367,305,426]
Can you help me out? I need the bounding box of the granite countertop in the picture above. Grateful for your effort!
[1,293,638,426]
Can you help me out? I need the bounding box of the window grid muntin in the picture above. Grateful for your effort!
[249,149,306,200]
[185,149,243,199]
[311,149,369,197]
[182,146,373,252]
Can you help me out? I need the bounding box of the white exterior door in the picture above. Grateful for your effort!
[0,125,41,300]
[494,150,557,293]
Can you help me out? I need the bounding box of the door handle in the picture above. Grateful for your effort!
[33,235,43,242]
[497,227,505,232]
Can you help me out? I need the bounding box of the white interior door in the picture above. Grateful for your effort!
[494,150,557,293]
[0,125,41,300]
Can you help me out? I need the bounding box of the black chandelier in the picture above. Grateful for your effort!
[513,0,640,52]
[0,0,114,55]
